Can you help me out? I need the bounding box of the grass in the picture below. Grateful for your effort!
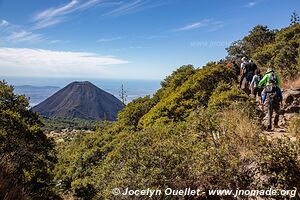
[288,114,300,136]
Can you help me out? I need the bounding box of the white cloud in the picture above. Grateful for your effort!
[34,0,79,21]
[0,47,129,78]
[129,46,148,49]
[102,0,165,17]
[34,18,65,30]
[144,35,165,40]
[0,20,64,44]
[97,36,124,42]
[103,0,147,17]
[173,19,224,32]
[0,19,9,27]
[0,19,46,44]
[245,0,266,8]
[32,0,103,29]
[246,1,257,7]
[32,0,169,29]
[6,30,44,43]
[49,39,65,44]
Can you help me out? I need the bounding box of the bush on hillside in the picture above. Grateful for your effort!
[253,137,300,199]
[117,96,155,131]
[0,81,59,199]
[288,114,300,136]
[208,82,250,110]
[138,64,235,128]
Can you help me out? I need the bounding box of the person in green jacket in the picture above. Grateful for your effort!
[258,68,283,130]
[258,68,282,88]
[259,68,283,103]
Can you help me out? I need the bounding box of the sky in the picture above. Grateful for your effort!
[0,0,299,81]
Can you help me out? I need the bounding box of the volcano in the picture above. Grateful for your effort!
[32,81,124,121]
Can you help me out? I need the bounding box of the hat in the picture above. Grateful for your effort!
[241,57,247,62]
[266,68,274,73]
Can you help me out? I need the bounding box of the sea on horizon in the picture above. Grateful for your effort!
[2,77,161,107]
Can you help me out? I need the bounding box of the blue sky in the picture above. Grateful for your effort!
[0,0,299,80]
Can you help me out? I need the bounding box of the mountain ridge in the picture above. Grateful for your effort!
[32,81,124,121]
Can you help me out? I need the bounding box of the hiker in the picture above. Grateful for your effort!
[218,59,225,64]
[258,68,283,130]
[244,60,258,95]
[257,69,263,97]
[250,69,262,98]
[239,57,248,89]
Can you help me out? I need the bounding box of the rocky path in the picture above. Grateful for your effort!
[262,87,300,139]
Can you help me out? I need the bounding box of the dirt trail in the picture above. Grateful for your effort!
[260,87,300,140]
[264,129,297,141]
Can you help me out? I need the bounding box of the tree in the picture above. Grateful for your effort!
[119,84,127,105]
[153,65,196,103]
[226,25,275,61]
[290,11,300,26]
[226,40,247,61]
[252,24,300,81]
[244,25,276,56]
[117,96,155,130]
[0,81,59,199]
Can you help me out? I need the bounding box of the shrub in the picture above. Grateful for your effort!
[253,137,300,199]
[0,81,59,199]
[288,114,300,136]
[139,64,235,128]
[117,96,155,131]
[208,82,250,111]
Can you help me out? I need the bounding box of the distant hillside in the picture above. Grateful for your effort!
[32,81,124,121]
[15,85,60,90]
[14,85,60,106]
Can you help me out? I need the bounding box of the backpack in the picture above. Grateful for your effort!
[253,75,262,88]
[265,83,280,103]
[269,72,277,85]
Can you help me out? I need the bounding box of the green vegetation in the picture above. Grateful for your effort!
[227,24,300,82]
[254,137,300,192]
[0,81,59,199]
[290,11,300,26]
[138,64,235,128]
[41,117,98,132]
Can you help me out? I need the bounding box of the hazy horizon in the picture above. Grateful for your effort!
[8,76,161,106]
[1,76,162,87]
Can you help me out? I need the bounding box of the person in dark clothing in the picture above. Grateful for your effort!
[239,57,248,89]
[256,69,263,97]
[245,60,257,95]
